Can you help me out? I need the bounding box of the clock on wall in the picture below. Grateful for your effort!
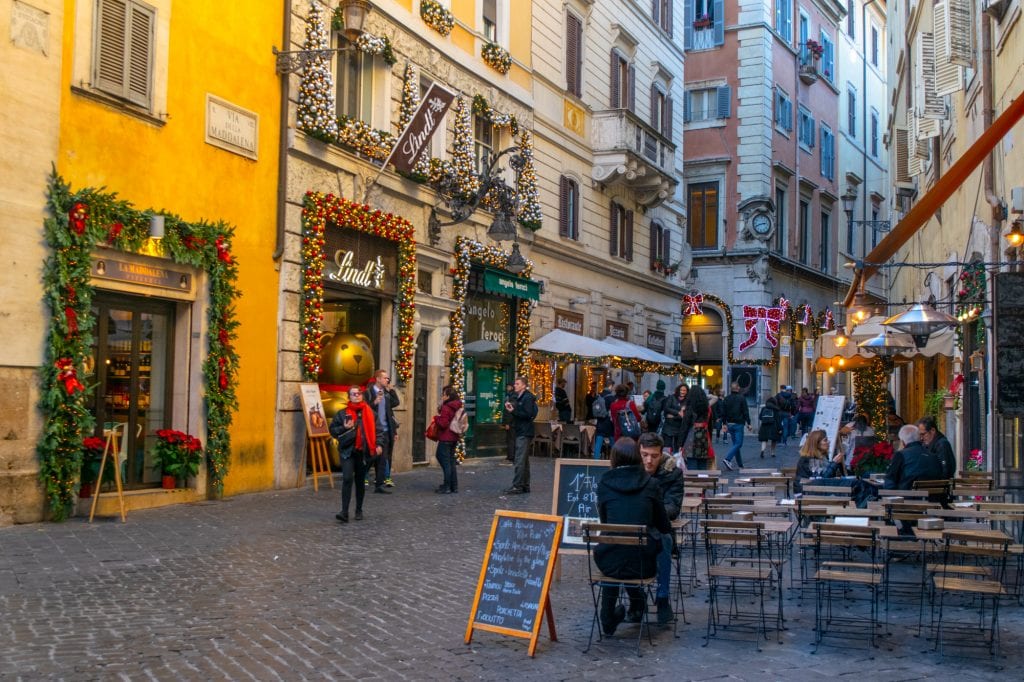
[751,212,772,237]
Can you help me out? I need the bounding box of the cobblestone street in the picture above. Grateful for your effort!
[1,440,1021,680]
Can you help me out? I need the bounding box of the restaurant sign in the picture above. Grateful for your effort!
[483,269,540,301]
[554,309,584,335]
[646,330,666,354]
[91,257,192,291]
[323,227,398,296]
[606,320,629,341]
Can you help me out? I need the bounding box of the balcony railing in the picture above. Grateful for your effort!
[592,109,678,207]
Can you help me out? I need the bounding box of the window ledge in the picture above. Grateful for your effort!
[70,85,166,127]
[684,119,726,131]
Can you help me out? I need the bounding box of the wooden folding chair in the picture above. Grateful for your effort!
[582,523,658,657]
[531,422,555,457]
[812,524,884,652]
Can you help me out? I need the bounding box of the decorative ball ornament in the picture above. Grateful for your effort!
[296,2,339,142]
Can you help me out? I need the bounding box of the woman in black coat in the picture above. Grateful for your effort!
[660,384,688,451]
[595,438,672,636]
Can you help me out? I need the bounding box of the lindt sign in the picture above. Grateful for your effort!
[385,83,457,174]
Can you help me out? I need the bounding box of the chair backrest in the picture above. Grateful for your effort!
[878,488,929,498]
[940,530,1010,577]
[701,519,767,559]
[814,523,878,549]
[954,477,994,490]
[801,484,853,497]
[535,422,553,438]
[581,522,648,547]
[741,468,778,475]
[560,423,581,441]
[912,479,952,496]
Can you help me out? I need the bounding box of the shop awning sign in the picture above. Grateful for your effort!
[385,82,456,174]
[483,269,540,301]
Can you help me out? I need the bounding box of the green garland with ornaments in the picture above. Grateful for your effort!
[300,192,417,383]
[448,237,533,459]
[41,172,239,520]
[955,261,986,350]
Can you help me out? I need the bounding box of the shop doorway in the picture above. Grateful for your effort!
[412,330,429,464]
[89,294,176,488]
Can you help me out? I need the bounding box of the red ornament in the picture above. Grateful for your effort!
[55,358,85,395]
[69,203,88,235]
[215,236,233,264]
[106,222,123,242]
[64,306,78,335]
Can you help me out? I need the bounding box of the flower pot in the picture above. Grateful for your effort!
[78,482,92,499]
[162,475,176,489]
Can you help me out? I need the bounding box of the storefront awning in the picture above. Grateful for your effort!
[601,336,695,373]
[529,329,621,358]
[844,94,1024,306]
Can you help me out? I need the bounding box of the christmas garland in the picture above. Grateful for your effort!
[300,192,417,383]
[334,115,396,161]
[297,2,338,142]
[683,292,778,367]
[420,0,454,36]
[481,42,512,75]
[449,237,533,459]
[472,94,520,136]
[41,172,239,519]
[355,33,397,66]
[955,261,986,350]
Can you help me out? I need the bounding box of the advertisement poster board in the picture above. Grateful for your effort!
[298,383,330,438]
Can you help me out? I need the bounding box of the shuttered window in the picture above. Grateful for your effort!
[649,222,673,269]
[687,182,719,250]
[774,88,792,131]
[775,0,792,43]
[609,50,634,110]
[559,177,579,240]
[94,0,155,108]
[820,124,834,180]
[566,13,583,97]
[847,87,856,137]
[870,110,879,157]
[934,1,965,96]
[652,0,673,35]
[916,32,945,121]
[819,211,831,273]
[609,202,633,260]
[894,127,911,184]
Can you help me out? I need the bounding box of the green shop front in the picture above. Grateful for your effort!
[462,267,539,457]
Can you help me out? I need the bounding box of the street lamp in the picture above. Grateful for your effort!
[833,325,849,348]
[858,329,915,357]
[883,303,959,348]
[273,0,373,74]
[1006,219,1024,248]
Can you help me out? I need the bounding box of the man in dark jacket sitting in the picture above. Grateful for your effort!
[885,424,944,490]
[596,438,672,636]
[639,432,684,625]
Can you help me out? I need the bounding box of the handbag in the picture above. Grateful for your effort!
[425,416,440,441]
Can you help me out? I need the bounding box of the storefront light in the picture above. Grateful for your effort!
[505,242,527,274]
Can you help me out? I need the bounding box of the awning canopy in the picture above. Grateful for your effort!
[816,315,955,365]
[529,329,623,359]
[528,329,694,373]
[601,336,688,367]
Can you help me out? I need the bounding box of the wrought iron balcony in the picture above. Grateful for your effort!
[591,109,678,208]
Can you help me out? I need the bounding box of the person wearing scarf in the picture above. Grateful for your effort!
[330,386,381,523]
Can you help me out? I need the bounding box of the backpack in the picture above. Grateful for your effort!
[645,395,665,430]
[760,406,777,424]
[450,406,469,435]
[591,394,609,420]
[617,408,642,439]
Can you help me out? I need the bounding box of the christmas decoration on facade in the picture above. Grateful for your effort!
[515,131,542,231]
[739,304,786,351]
[682,293,704,316]
[296,2,339,142]
[481,41,512,74]
[300,192,417,383]
[41,173,240,518]
[472,94,520,135]
[354,32,397,65]
[955,261,986,349]
[420,0,454,36]
[449,98,480,201]
[852,357,891,433]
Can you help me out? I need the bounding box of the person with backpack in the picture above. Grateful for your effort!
[504,375,538,494]
[433,385,463,494]
[643,379,667,433]
[591,380,614,459]
[660,384,689,451]
[775,385,797,444]
[610,384,643,441]
[757,396,784,458]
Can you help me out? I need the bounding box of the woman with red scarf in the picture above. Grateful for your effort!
[330,386,381,523]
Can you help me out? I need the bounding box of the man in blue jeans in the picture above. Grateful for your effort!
[720,383,751,470]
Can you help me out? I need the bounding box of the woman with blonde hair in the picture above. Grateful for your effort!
[794,429,845,493]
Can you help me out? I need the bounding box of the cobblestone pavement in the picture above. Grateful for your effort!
[1,436,1021,680]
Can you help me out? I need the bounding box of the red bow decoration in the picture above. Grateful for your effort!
[949,373,964,395]
[106,222,123,242]
[683,293,704,316]
[215,236,233,265]
[69,203,88,235]
[218,356,229,390]
[55,358,85,395]
[777,297,790,313]
[739,305,785,351]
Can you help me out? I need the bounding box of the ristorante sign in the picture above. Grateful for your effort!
[554,309,584,335]
[323,228,398,296]
[386,83,457,174]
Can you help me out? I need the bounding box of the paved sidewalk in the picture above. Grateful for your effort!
[0,437,1020,680]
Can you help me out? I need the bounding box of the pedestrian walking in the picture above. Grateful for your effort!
[367,369,399,493]
[504,375,538,494]
[331,386,380,523]
[661,383,689,451]
[433,385,462,494]
[721,382,751,470]
[757,397,783,458]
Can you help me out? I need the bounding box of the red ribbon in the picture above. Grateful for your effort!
[683,293,704,316]
[739,305,785,351]
[55,358,84,395]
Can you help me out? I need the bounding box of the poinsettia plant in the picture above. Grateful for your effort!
[967,448,984,472]
[850,439,894,476]
[153,429,204,482]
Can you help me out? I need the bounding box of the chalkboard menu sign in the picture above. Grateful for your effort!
[996,272,1024,415]
[551,458,610,553]
[465,511,562,657]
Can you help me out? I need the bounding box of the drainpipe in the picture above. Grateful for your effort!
[981,14,1001,477]
[273,1,294,261]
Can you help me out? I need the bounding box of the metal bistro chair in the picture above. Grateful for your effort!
[582,522,658,657]
[531,421,555,457]
[701,519,782,651]
[812,524,884,653]
[930,530,1010,658]
[558,423,583,457]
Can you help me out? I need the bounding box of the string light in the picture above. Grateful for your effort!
[295,2,339,142]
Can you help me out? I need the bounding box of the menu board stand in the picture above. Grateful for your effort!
[297,383,335,491]
[465,511,562,657]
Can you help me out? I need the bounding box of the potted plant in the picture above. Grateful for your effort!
[850,439,894,477]
[79,436,107,498]
[805,39,824,59]
[153,429,203,489]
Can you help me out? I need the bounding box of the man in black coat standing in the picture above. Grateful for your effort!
[367,369,400,493]
[504,376,538,494]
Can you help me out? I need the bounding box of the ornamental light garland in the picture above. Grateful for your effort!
[515,131,543,232]
[683,292,778,367]
[481,41,512,75]
[420,0,454,36]
[449,236,534,460]
[472,94,519,136]
[300,192,417,383]
[41,173,240,517]
[296,2,338,142]
[355,32,397,66]
[450,98,480,201]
